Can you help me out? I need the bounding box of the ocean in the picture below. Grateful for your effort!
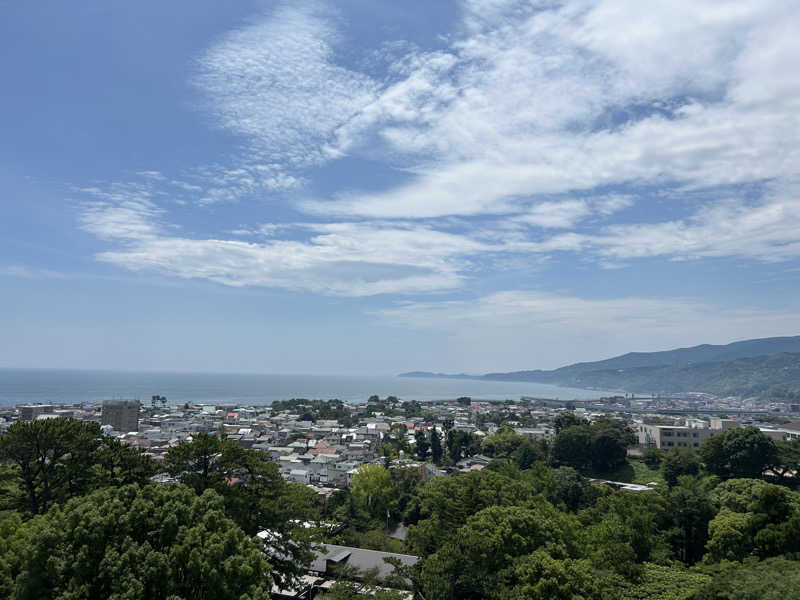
[0,368,606,406]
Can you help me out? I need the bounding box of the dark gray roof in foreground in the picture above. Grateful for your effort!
[310,544,419,579]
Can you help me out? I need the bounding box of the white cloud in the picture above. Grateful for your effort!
[533,180,800,262]
[304,0,799,230]
[195,1,378,166]
[76,0,800,296]
[80,199,161,241]
[520,200,590,228]
[79,200,499,296]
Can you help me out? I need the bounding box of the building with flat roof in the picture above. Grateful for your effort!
[102,399,140,433]
[638,424,712,449]
[758,427,800,442]
[17,404,54,421]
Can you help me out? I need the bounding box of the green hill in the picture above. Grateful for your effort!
[402,336,800,400]
[531,352,800,400]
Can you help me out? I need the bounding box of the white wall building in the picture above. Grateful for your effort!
[638,424,712,449]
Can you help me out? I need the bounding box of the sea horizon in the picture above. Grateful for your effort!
[0,366,609,406]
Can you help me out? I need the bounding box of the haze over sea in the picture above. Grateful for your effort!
[0,368,604,406]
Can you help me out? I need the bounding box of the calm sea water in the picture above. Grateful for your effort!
[0,368,605,406]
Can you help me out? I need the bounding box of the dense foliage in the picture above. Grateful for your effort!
[2,417,800,599]
[0,420,324,598]
[0,419,157,515]
[7,484,272,600]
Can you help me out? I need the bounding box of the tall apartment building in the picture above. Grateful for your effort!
[102,399,140,432]
[17,404,54,421]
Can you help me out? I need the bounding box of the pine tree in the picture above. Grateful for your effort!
[430,429,443,465]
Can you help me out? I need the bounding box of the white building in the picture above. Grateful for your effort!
[638,424,712,449]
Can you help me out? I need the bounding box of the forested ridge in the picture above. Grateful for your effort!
[404,336,800,400]
[517,352,800,400]
[2,416,800,599]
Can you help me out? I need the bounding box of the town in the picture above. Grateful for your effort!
[3,392,800,598]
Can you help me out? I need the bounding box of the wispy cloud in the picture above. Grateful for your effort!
[306,0,798,221]
[75,0,800,297]
[535,180,800,262]
[79,197,498,295]
[194,1,378,167]
[376,290,800,369]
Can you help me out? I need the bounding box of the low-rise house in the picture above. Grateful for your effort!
[288,469,311,484]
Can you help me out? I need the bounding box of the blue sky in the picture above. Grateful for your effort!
[2,0,800,374]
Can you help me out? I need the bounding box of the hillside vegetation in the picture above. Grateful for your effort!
[501,352,800,400]
[403,336,800,400]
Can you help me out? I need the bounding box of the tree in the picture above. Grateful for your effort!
[773,438,800,481]
[552,425,593,470]
[326,578,407,600]
[164,432,225,492]
[405,470,538,556]
[92,436,158,488]
[664,475,715,564]
[691,557,800,600]
[8,484,272,600]
[388,466,422,520]
[402,401,423,418]
[445,430,480,463]
[430,429,443,465]
[705,508,753,562]
[643,446,664,469]
[414,430,430,460]
[165,436,317,588]
[0,419,102,515]
[513,438,546,470]
[351,464,398,526]
[662,449,702,487]
[384,424,410,458]
[700,427,778,480]
[405,469,537,555]
[504,551,606,600]
[553,412,587,434]
[582,490,671,568]
[591,431,628,471]
[421,505,580,600]
[551,419,633,473]
[552,467,594,512]
[0,514,28,598]
[482,427,525,458]
[705,478,800,561]
[590,418,635,471]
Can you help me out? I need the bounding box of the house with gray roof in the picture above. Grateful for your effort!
[309,544,418,581]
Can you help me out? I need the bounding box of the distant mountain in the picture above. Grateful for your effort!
[400,336,800,400]
[528,352,800,400]
[397,371,477,380]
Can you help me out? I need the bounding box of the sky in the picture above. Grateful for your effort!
[2,0,800,375]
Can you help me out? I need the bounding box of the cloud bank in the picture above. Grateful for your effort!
[77,0,800,307]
